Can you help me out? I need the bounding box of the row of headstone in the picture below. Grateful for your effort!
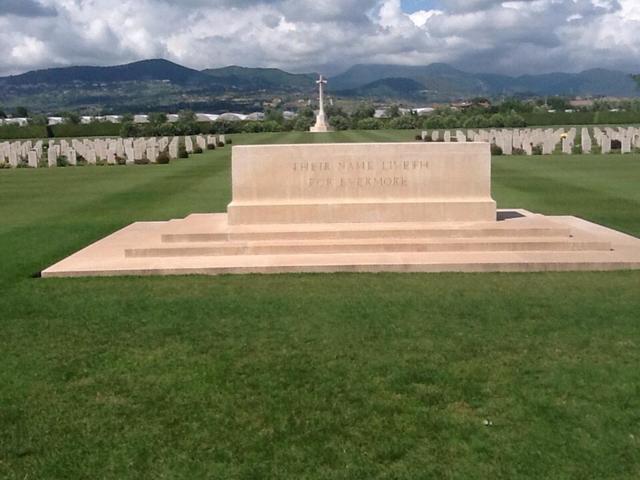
[420,127,640,156]
[0,135,224,168]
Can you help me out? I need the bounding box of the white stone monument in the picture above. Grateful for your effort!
[310,75,333,133]
[44,142,640,277]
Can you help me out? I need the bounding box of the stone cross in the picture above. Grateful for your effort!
[310,75,332,132]
[317,75,327,116]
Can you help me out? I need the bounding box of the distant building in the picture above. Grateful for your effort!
[414,107,435,116]
[217,113,245,122]
[374,109,387,119]
[569,98,595,108]
[245,112,265,121]
[196,113,219,122]
[1,117,29,126]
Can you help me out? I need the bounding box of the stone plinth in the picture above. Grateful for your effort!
[42,142,640,277]
[310,113,332,133]
[228,143,496,225]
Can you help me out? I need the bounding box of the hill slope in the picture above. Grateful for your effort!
[0,59,213,86]
[202,66,316,91]
[331,64,640,99]
[336,77,427,99]
[0,59,638,113]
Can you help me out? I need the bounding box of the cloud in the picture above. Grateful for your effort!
[0,0,638,77]
[0,0,57,17]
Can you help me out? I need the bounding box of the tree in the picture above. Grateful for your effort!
[442,115,460,129]
[489,113,506,127]
[547,96,568,111]
[63,112,81,124]
[423,115,444,129]
[386,104,401,118]
[262,120,283,132]
[121,113,134,123]
[29,114,49,126]
[356,118,382,130]
[264,108,284,123]
[297,106,315,119]
[0,108,6,119]
[148,112,168,125]
[15,106,28,117]
[243,122,265,133]
[325,104,347,119]
[119,121,139,138]
[351,103,376,121]
[330,115,350,131]
[503,112,526,128]
[178,110,197,123]
[293,116,314,131]
[389,115,417,129]
[176,110,199,135]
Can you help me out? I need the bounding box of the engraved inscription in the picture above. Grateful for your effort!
[292,159,429,189]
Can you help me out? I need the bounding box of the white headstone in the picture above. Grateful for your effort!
[185,136,194,153]
[67,149,77,166]
[146,145,158,163]
[28,150,38,168]
[47,147,57,167]
[581,128,592,154]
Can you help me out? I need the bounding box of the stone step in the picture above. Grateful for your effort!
[161,226,573,243]
[126,237,611,258]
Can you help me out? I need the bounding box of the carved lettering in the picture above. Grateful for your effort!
[293,158,427,189]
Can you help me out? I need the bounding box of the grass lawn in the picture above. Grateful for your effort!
[1,130,639,479]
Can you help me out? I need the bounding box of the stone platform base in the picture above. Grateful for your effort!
[42,210,640,277]
[309,125,333,133]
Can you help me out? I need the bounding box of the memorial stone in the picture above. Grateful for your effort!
[86,149,97,165]
[48,147,57,167]
[147,145,158,163]
[169,138,179,159]
[185,136,194,153]
[228,143,495,224]
[28,150,38,168]
[125,145,135,164]
[581,128,592,154]
[622,136,631,154]
[67,149,77,166]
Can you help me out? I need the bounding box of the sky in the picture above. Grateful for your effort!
[0,0,639,77]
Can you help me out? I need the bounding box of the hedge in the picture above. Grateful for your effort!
[0,124,48,139]
[522,111,640,126]
[50,123,122,138]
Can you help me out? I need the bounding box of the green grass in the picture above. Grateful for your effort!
[1,131,640,479]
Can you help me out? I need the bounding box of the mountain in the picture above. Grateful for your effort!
[337,77,427,100]
[202,66,316,91]
[493,69,640,97]
[330,64,640,99]
[0,59,638,114]
[0,60,316,114]
[331,63,487,97]
[0,59,213,86]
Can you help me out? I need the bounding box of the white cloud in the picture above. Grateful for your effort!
[0,0,638,77]
[409,9,443,27]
